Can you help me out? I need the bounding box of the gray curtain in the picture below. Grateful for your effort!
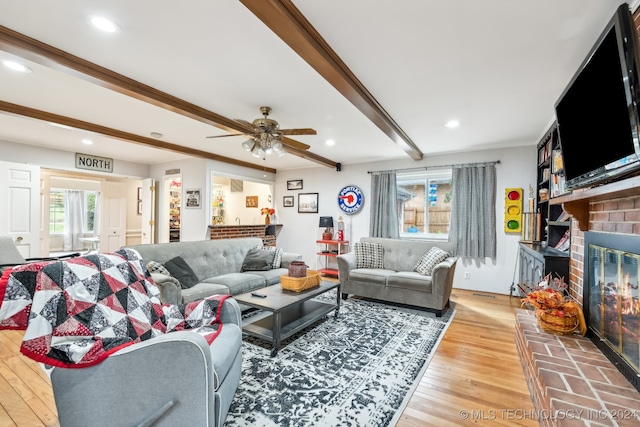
[449,165,496,259]
[369,171,400,238]
[63,190,85,251]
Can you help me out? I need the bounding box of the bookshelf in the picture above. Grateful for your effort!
[516,122,570,294]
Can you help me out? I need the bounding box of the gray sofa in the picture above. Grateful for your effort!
[337,237,458,316]
[124,237,301,305]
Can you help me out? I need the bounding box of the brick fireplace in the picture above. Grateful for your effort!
[565,194,640,307]
[515,183,640,426]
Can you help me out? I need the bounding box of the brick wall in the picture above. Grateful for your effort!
[515,309,640,426]
[208,224,276,246]
[567,195,640,306]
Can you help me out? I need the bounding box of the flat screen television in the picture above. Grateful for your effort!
[555,3,640,190]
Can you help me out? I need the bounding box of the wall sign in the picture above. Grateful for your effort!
[75,153,113,173]
[504,187,523,233]
[338,185,364,215]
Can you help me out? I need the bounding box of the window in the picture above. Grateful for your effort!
[397,170,452,239]
[49,189,65,234]
[85,191,96,232]
[48,189,97,234]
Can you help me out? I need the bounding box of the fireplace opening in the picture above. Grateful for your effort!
[584,231,640,392]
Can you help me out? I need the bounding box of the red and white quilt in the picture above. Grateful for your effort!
[0,249,229,368]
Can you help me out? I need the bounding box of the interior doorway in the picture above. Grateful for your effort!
[210,174,274,226]
[164,175,182,242]
[42,168,144,254]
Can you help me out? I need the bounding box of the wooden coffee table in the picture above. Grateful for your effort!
[234,281,340,357]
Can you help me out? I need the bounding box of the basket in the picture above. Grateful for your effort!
[535,308,579,335]
[281,270,321,292]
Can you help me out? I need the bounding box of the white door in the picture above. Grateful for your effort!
[0,161,41,258]
[141,178,155,244]
[99,181,126,252]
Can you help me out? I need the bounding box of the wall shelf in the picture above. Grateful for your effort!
[550,174,640,231]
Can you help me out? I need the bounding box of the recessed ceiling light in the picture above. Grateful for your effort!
[81,139,94,145]
[2,60,32,73]
[49,122,72,130]
[325,139,336,146]
[150,132,163,139]
[445,120,460,128]
[90,16,120,33]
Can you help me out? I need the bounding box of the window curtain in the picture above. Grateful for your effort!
[369,171,400,238]
[63,190,85,251]
[449,165,496,259]
[93,191,101,238]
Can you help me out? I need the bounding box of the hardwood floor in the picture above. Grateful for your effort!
[0,289,537,427]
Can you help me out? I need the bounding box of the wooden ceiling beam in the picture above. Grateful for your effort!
[240,0,424,161]
[0,100,277,173]
[0,25,341,167]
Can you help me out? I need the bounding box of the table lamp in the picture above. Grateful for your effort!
[319,216,334,240]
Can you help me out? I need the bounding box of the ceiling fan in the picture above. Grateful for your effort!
[206,106,316,157]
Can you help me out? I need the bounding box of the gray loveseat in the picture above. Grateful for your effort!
[124,237,301,305]
[337,237,458,316]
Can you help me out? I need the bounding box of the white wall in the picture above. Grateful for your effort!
[273,145,536,295]
[0,139,150,178]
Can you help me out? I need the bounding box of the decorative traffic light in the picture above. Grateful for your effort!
[504,188,523,233]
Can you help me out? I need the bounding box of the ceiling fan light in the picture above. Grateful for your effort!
[276,149,287,158]
[251,147,263,158]
[272,141,283,152]
[241,139,254,152]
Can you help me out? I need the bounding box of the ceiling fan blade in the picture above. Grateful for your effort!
[281,136,310,150]
[234,119,257,129]
[206,133,246,139]
[279,128,317,136]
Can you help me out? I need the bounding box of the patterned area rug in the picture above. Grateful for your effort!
[224,294,455,427]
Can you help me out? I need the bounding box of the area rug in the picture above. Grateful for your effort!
[224,294,455,427]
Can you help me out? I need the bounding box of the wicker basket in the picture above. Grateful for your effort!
[281,270,321,292]
[535,308,579,335]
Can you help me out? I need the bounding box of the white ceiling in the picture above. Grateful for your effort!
[0,1,626,171]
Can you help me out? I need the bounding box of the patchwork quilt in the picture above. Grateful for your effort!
[0,248,230,368]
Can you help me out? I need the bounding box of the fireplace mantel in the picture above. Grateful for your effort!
[550,175,640,231]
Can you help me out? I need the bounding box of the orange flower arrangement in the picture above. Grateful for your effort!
[521,274,586,335]
[261,207,275,216]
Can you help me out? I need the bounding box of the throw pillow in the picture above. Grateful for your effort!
[163,256,200,289]
[414,247,450,276]
[255,245,284,269]
[146,260,171,276]
[241,248,276,272]
[354,242,384,269]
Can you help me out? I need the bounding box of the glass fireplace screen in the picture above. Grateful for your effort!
[588,244,639,373]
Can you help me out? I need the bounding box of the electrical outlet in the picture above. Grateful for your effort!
[464,272,470,279]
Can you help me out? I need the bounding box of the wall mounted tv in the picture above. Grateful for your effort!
[555,3,640,190]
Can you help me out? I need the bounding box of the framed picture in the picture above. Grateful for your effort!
[137,187,143,200]
[185,188,201,209]
[283,195,294,207]
[287,179,303,190]
[298,193,318,213]
[246,195,258,207]
[137,200,142,215]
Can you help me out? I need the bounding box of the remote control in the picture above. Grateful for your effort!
[251,292,267,298]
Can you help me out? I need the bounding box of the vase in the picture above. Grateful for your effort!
[265,215,270,225]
